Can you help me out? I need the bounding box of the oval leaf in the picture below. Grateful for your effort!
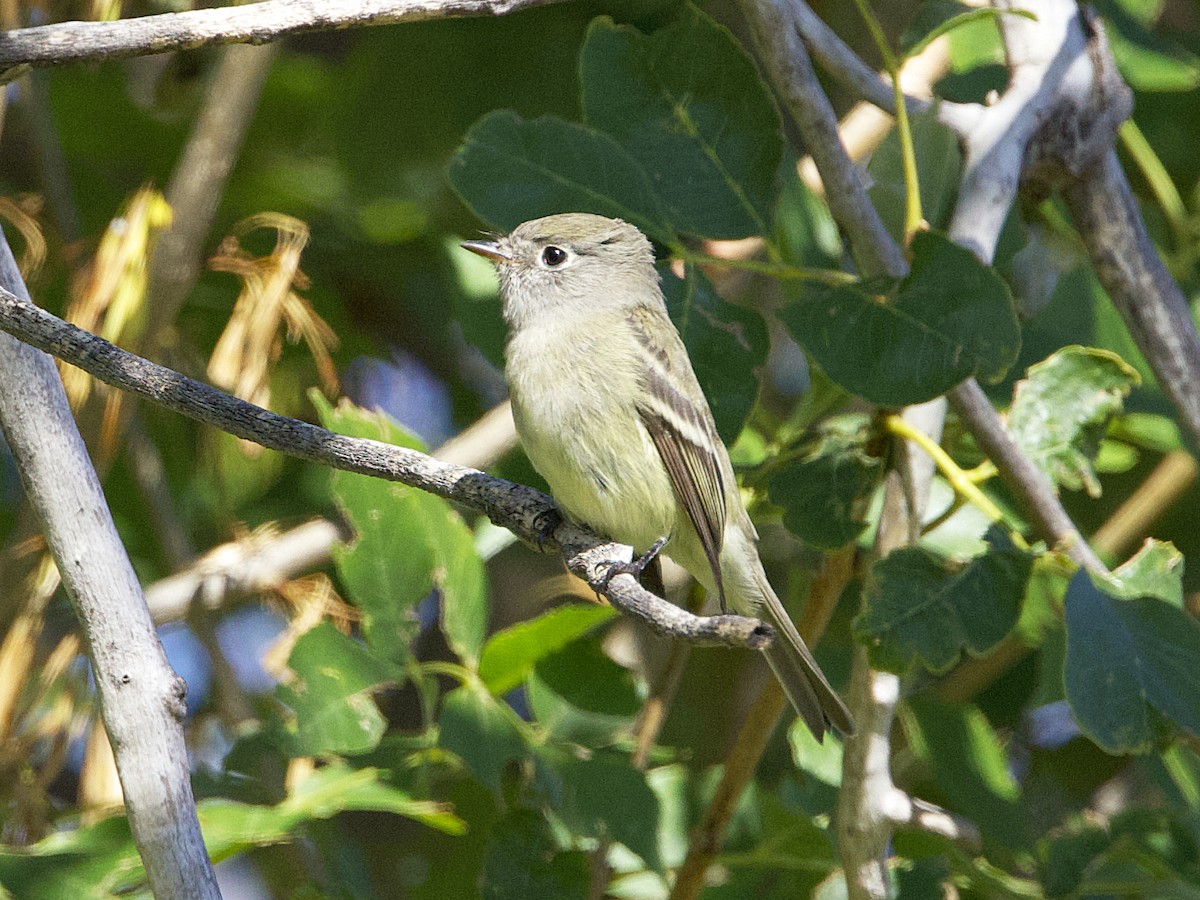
[448,110,672,243]
[1008,346,1139,497]
[855,528,1034,673]
[781,230,1019,405]
[581,6,782,238]
[1064,565,1200,755]
[479,603,618,695]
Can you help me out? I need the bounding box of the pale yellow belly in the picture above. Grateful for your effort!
[513,391,678,553]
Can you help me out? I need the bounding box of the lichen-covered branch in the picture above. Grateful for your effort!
[0,0,568,77]
[0,283,772,651]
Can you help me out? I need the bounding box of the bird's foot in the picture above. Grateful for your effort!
[599,536,668,592]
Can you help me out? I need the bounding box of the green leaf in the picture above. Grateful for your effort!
[201,765,465,863]
[1008,346,1139,497]
[855,528,1034,673]
[867,112,961,239]
[1109,540,1185,607]
[546,750,662,869]
[1040,825,1111,898]
[1098,0,1200,92]
[580,5,782,238]
[1064,567,1200,755]
[316,396,488,666]
[479,603,618,695]
[661,264,768,442]
[535,637,641,718]
[275,623,397,756]
[903,7,1036,60]
[528,636,641,746]
[907,699,1027,849]
[0,817,143,899]
[781,230,1019,405]
[482,810,592,900]
[448,110,672,243]
[767,416,883,549]
[438,683,529,793]
[437,505,489,668]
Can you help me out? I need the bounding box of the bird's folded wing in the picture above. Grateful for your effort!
[629,309,728,605]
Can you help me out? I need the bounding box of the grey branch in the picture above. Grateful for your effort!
[144,402,519,624]
[146,41,279,339]
[146,517,351,624]
[1064,151,1200,452]
[0,0,568,76]
[949,380,1106,573]
[0,232,219,897]
[0,285,772,651]
[740,0,907,279]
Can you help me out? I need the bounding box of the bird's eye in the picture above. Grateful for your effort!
[541,246,568,267]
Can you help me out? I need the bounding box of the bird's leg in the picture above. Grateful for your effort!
[599,536,669,591]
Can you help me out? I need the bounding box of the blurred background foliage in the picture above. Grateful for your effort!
[2,0,1200,897]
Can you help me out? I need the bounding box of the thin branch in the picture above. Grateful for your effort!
[143,401,518,624]
[146,41,280,342]
[1063,151,1200,452]
[145,517,349,624]
[1090,450,1197,561]
[948,380,1106,574]
[0,229,219,898]
[740,0,907,280]
[0,284,773,651]
[0,0,570,77]
[669,545,855,900]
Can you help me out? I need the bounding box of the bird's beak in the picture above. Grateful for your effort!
[460,239,511,263]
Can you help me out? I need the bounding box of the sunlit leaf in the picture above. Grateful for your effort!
[316,396,487,666]
[276,623,397,756]
[479,604,618,695]
[1008,346,1139,497]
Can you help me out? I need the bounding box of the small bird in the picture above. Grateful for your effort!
[463,213,853,739]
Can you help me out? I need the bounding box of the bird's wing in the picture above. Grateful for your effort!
[628,306,728,607]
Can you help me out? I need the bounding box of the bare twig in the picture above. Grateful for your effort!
[0,0,570,77]
[669,545,855,900]
[142,401,518,624]
[0,284,772,651]
[0,229,219,898]
[1063,151,1200,452]
[741,0,906,279]
[146,42,280,341]
[145,517,348,624]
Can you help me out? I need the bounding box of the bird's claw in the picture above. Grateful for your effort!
[598,536,669,593]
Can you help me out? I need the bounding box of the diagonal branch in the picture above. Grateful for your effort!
[0,283,773,652]
[0,0,569,77]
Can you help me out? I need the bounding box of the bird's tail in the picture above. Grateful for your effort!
[753,568,855,741]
